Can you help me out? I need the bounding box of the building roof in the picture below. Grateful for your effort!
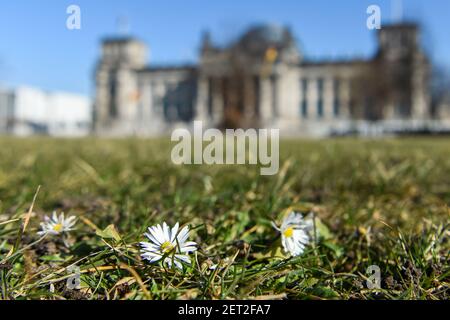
[380,22,419,30]
[101,36,142,44]
[138,64,197,73]
[301,58,369,67]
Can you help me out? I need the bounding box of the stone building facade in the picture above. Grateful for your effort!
[94,23,442,137]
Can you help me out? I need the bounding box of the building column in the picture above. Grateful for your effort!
[411,64,429,120]
[340,78,351,119]
[324,78,334,120]
[259,76,273,123]
[94,68,111,130]
[195,76,209,122]
[138,79,151,128]
[212,78,224,124]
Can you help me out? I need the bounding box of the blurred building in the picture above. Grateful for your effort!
[0,86,91,136]
[94,22,450,137]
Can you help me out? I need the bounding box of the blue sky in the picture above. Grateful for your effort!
[0,0,449,96]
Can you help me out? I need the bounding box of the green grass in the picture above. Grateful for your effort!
[0,137,448,300]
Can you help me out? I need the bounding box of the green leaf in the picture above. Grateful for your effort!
[314,217,333,241]
[303,277,319,287]
[253,239,288,260]
[322,241,344,258]
[96,224,122,242]
[310,286,340,299]
[39,254,65,262]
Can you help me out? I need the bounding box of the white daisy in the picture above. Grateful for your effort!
[37,211,77,236]
[272,212,313,257]
[140,222,197,270]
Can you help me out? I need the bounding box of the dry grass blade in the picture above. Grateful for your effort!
[23,185,41,233]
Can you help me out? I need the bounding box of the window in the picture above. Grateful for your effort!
[300,78,308,117]
[271,75,278,117]
[108,73,117,118]
[253,76,260,116]
[333,78,340,117]
[301,100,308,118]
[317,78,324,118]
[317,100,324,118]
[207,78,213,117]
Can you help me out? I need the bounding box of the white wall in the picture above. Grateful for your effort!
[0,86,92,136]
[47,92,91,136]
[14,87,48,123]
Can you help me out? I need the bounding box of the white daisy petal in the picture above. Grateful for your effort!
[143,253,162,263]
[175,254,191,264]
[163,222,170,239]
[177,226,189,244]
[152,225,166,243]
[165,258,173,269]
[65,216,77,224]
[173,260,183,270]
[145,230,161,245]
[156,224,166,241]
[180,245,197,253]
[140,242,160,251]
[149,226,160,242]
[170,222,180,242]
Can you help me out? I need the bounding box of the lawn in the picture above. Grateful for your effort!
[0,137,448,300]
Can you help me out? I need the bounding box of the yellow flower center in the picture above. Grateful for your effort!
[283,227,294,238]
[161,241,175,254]
[53,224,63,232]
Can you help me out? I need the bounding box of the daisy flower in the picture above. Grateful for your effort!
[37,212,77,236]
[272,212,313,257]
[140,222,197,270]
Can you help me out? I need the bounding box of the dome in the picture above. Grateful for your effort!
[242,24,287,45]
[235,24,300,62]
